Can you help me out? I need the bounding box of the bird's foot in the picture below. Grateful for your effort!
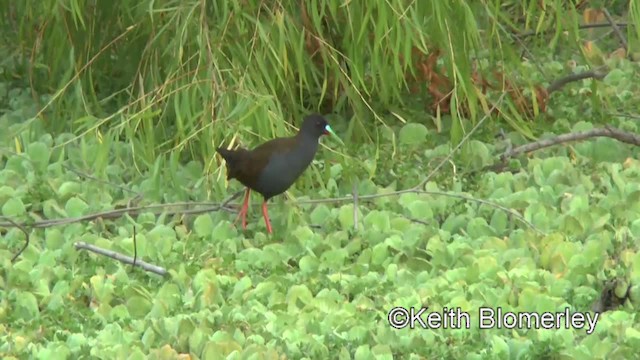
[261,202,273,234]
[233,207,248,230]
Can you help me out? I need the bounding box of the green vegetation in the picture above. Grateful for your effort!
[2,1,640,359]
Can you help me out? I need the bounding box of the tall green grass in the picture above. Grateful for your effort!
[2,0,625,175]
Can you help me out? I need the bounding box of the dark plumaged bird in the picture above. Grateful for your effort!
[217,114,343,234]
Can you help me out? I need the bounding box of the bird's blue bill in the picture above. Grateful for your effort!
[324,124,345,145]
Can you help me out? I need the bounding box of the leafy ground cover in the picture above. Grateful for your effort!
[3,116,640,359]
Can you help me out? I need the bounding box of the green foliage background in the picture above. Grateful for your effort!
[2,0,640,359]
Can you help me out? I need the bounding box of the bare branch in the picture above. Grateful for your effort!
[547,66,608,95]
[75,241,167,276]
[500,126,640,161]
[5,216,30,263]
[132,227,138,268]
[514,22,630,39]
[413,92,508,191]
[603,9,628,53]
[352,181,359,231]
[0,200,236,229]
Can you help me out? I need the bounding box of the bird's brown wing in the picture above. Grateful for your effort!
[233,137,297,187]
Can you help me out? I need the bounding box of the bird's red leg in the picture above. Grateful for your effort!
[261,201,273,234]
[233,188,251,230]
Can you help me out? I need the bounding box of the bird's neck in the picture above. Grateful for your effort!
[296,131,321,145]
[294,132,320,159]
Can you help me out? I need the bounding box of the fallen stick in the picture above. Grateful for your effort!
[75,241,168,276]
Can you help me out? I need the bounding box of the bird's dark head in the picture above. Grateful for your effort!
[300,114,336,138]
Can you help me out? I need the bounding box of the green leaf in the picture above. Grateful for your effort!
[603,68,625,85]
[147,225,177,257]
[299,255,319,273]
[626,327,640,345]
[319,248,348,270]
[406,199,432,220]
[194,214,214,238]
[193,269,221,308]
[45,228,64,250]
[287,284,314,312]
[43,198,67,218]
[126,349,147,360]
[27,141,51,171]
[0,185,14,204]
[231,276,252,301]
[36,343,71,360]
[65,197,89,218]
[57,181,82,199]
[188,329,207,355]
[490,211,508,234]
[462,140,492,168]
[466,218,495,238]
[338,204,356,228]
[2,197,26,217]
[398,123,428,145]
[371,243,389,266]
[251,281,277,299]
[490,335,509,356]
[201,339,242,359]
[632,252,640,282]
[155,283,182,312]
[364,210,390,231]
[126,295,152,319]
[371,344,393,360]
[354,345,372,360]
[386,263,398,279]
[66,333,88,353]
[310,204,331,225]
[16,290,40,319]
[90,275,114,304]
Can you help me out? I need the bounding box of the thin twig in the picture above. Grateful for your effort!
[352,180,358,231]
[4,148,145,207]
[222,189,244,207]
[0,201,236,228]
[602,9,628,52]
[5,217,30,263]
[62,163,142,196]
[296,189,544,235]
[494,18,547,78]
[406,217,431,226]
[413,92,507,191]
[609,112,640,121]
[132,227,137,268]
[4,192,241,262]
[2,186,544,238]
[514,22,630,39]
[75,241,167,276]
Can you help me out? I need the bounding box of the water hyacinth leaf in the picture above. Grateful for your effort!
[364,210,391,232]
[15,290,40,319]
[65,197,89,218]
[2,197,26,217]
[338,204,357,228]
[354,345,372,360]
[287,285,314,312]
[299,255,320,273]
[309,204,331,225]
[26,141,51,172]
[398,123,428,145]
[194,214,214,238]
